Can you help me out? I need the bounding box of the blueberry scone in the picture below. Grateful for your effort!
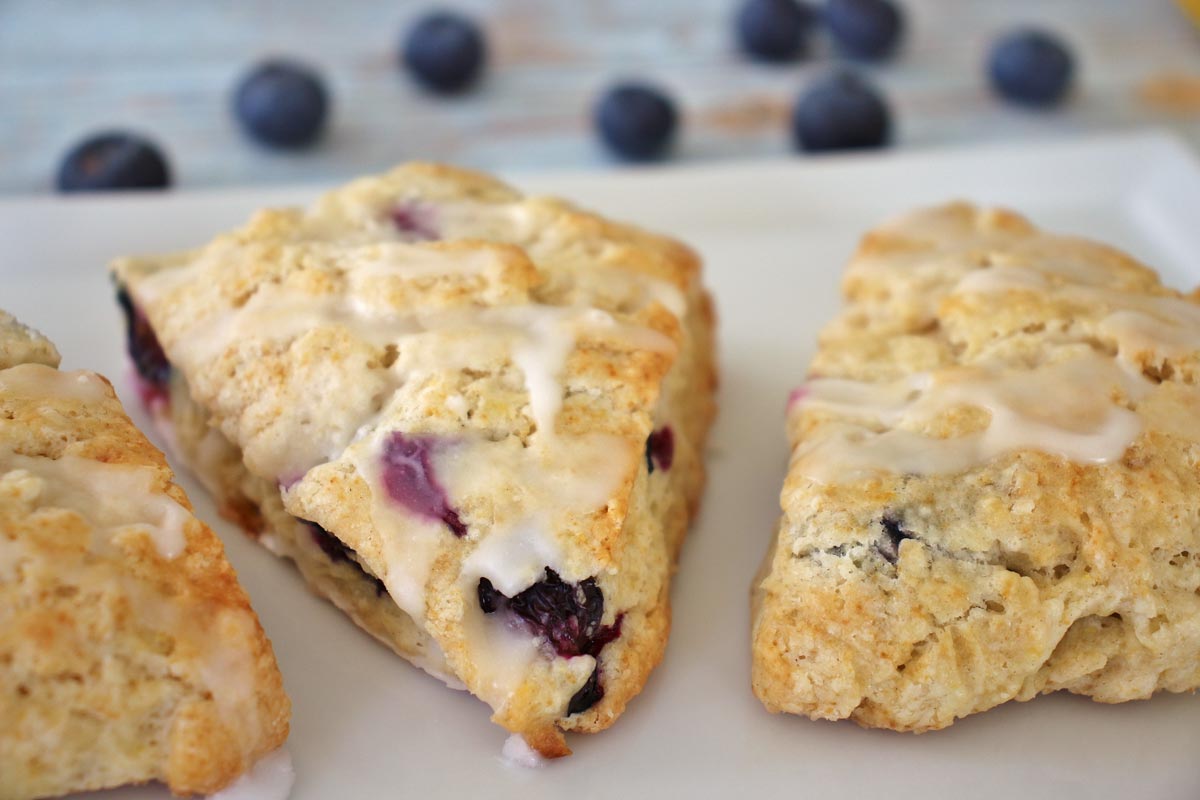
[0,313,289,798]
[110,163,717,756]
[753,203,1200,731]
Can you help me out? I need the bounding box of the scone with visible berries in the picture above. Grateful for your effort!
[753,203,1200,732]
[0,313,289,799]
[111,162,717,756]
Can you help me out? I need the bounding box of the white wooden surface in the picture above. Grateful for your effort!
[1,0,1199,194]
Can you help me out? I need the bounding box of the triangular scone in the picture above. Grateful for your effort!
[753,203,1200,732]
[111,163,717,756]
[0,313,289,798]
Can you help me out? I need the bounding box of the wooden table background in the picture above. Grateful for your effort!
[2,0,1199,194]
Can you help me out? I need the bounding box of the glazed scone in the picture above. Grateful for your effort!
[0,313,290,798]
[110,162,717,756]
[752,203,1200,732]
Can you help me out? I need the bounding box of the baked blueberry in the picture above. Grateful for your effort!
[735,0,816,63]
[823,0,904,60]
[389,200,440,240]
[594,83,678,162]
[381,432,467,537]
[402,11,487,94]
[876,513,914,564]
[988,29,1074,108]
[115,285,171,390]
[567,667,604,715]
[645,426,675,474]
[478,569,621,659]
[303,520,387,596]
[56,132,170,193]
[233,59,329,149]
[791,71,891,152]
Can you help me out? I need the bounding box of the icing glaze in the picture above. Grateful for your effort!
[500,734,547,769]
[0,364,109,404]
[0,453,189,559]
[793,353,1149,482]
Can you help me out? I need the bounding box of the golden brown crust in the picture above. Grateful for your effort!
[753,202,1200,732]
[111,162,716,755]
[0,320,289,799]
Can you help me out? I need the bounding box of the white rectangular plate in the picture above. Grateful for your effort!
[4,130,1199,800]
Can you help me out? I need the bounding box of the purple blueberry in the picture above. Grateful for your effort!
[736,0,816,63]
[381,432,467,537]
[567,667,604,716]
[389,200,440,241]
[594,82,678,162]
[791,71,891,152]
[478,568,622,715]
[115,285,171,391]
[402,11,487,94]
[876,513,913,564]
[57,131,170,193]
[988,29,1074,108]
[478,569,621,659]
[645,426,675,474]
[823,0,904,61]
[303,520,386,596]
[233,59,329,149]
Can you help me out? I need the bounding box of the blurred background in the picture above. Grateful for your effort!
[2,0,1199,194]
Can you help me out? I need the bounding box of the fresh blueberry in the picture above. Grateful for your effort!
[381,432,467,537]
[402,11,487,94]
[303,519,387,596]
[988,29,1074,108]
[791,71,891,152]
[115,285,171,390]
[876,513,914,564]
[233,59,329,149]
[823,0,904,60]
[736,0,816,63]
[56,132,170,193]
[594,83,679,162]
[645,426,675,474]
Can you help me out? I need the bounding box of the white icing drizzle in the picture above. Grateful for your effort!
[793,353,1150,483]
[208,748,295,800]
[461,514,564,597]
[501,734,547,769]
[0,453,189,559]
[0,364,109,404]
[951,265,1200,364]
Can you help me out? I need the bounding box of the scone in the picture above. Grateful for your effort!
[752,203,1200,732]
[110,163,717,756]
[0,313,290,799]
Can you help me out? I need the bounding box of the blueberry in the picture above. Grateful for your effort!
[115,285,171,389]
[736,0,816,63]
[791,71,891,152]
[876,513,914,564]
[567,667,604,716]
[823,0,904,60]
[389,200,440,241]
[381,432,467,537]
[594,83,679,162]
[233,59,329,149]
[303,520,386,596]
[478,569,622,659]
[988,29,1074,108]
[402,11,487,94]
[645,426,675,474]
[56,131,169,193]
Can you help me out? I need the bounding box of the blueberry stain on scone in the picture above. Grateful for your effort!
[875,514,914,565]
[645,426,675,474]
[389,200,440,241]
[115,285,171,399]
[381,432,467,537]
[478,569,623,713]
[303,520,387,596]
